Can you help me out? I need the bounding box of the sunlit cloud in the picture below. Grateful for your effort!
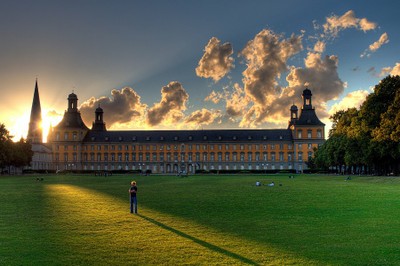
[184,108,221,128]
[79,87,147,129]
[380,62,400,77]
[323,10,377,38]
[313,40,326,53]
[196,37,234,82]
[146,81,189,127]
[204,90,222,104]
[238,28,303,127]
[328,90,369,115]
[361,32,389,58]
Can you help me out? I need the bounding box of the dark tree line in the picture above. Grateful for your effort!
[311,75,400,175]
[0,123,33,174]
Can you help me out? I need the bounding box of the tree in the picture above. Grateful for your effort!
[313,75,400,175]
[0,123,33,173]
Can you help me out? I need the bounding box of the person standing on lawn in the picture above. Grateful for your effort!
[129,181,138,214]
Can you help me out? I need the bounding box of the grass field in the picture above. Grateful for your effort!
[1,173,400,265]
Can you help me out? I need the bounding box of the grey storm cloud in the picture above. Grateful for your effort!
[196,37,234,82]
[79,87,147,128]
[146,81,189,127]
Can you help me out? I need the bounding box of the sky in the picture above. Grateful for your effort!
[0,0,399,142]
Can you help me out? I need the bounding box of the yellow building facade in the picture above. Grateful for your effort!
[46,88,325,173]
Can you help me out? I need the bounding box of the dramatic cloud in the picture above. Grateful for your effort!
[225,83,250,118]
[328,90,369,115]
[204,90,222,104]
[80,87,147,128]
[196,37,234,82]
[390,63,400,76]
[361,32,389,58]
[146,81,189,126]
[313,40,326,53]
[379,62,400,77]
[184,108,221,127]
[323,10,377,37]
[240,29,303,107]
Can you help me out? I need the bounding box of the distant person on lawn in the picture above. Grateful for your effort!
[129,181,138,214]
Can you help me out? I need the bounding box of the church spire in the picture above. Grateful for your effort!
[27,79,43,143]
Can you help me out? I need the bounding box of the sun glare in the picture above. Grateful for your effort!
[42,110,63,142]
[8,111,30,141]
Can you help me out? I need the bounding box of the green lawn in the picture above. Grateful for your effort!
[1,173,400,265]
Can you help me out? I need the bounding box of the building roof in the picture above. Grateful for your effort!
[82,128,293,143]
[295,108,325,126]
[55,111,89,130]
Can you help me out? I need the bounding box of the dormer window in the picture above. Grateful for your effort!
[248,136,252,140]
[263,136,267,140]
[160,136,164,141]
[105,136,109,141]
[174,136,179,141]
[218,136,222,140]
[132,136,137,141]
[188,136,193,141]
[203,136,208,140]
[233,136,237,140]
[146,136,151,141]
[119,136,123,141]
[91,137,95,141]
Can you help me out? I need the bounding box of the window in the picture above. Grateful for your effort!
[308,130,312,139]
[297,130,302,138]
[248,152,252,162]
[225,152,230,161]
[308,143,312,150]
[218,152,222,162]
[240,152,245,162]
[279,152,284,161]
[317,130,322,138]
[56,132,60,141]
[233,152,237,161]
[298,152,303,162]
[73,132,77,140]
[271,153,276,161]
[271,144,275,150]
[263,152,268,161]
[64,132,68,140]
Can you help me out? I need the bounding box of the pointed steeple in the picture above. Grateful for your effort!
[27,79,43,143]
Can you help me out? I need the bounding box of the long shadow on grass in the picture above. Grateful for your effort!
[138,214,259,265]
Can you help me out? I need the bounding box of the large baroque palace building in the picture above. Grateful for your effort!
[28,81,325,173]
